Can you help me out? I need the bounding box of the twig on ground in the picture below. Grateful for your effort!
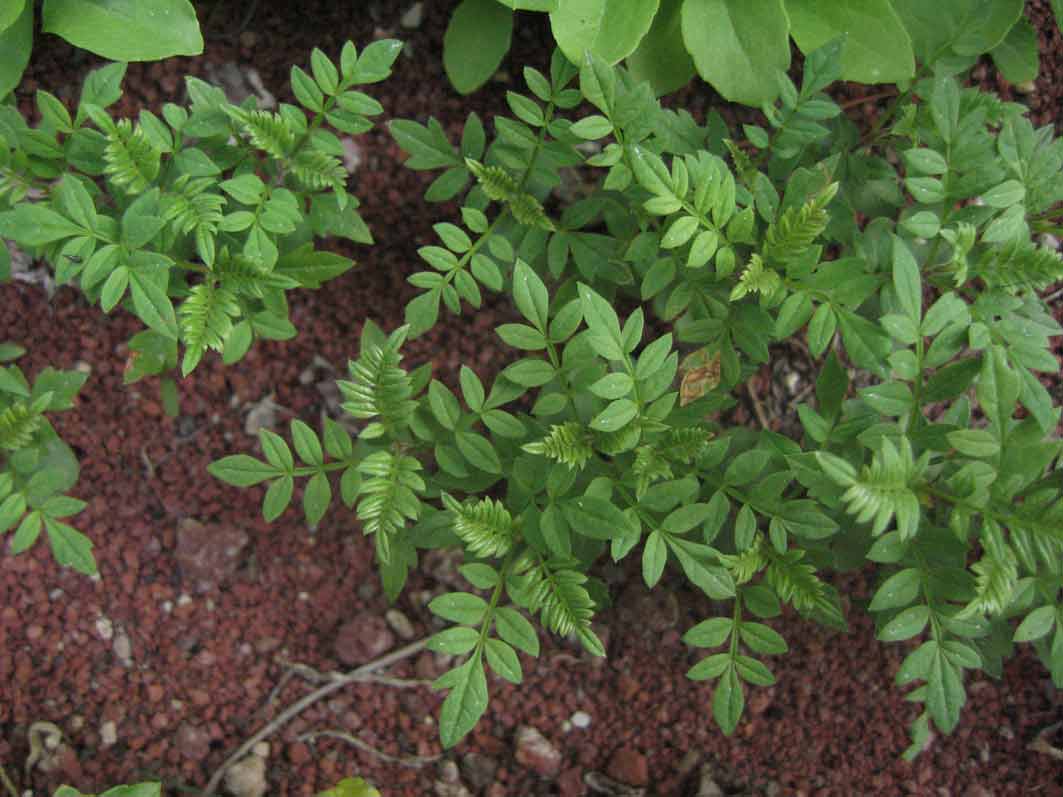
[746,379,772,430]
[1028,721,1063,761]
[202,638,430,797]
[0,764,19,797]
[297,729,441,769]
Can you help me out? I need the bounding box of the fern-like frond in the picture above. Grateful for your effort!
[216,253,295,297]
[161,176,224,236]
[338,328,418,437]
[522,421,594,470]
[660,426,713,464]
[719,537,765,585]
[179,283,240,375]
[0,399,43,451]
[356,451,425,564]
[762,182,837,265]
[465,158,554,231]
[226,107,296,159]
[972,238,1063,291]
[730,254,781,301]
[290,147,347,192]
[509,551,604,655]
[765,548,827,614]
[632,445,673,498]
[817,438,926,539]
[441,493,516,558]
[102,119,161,194]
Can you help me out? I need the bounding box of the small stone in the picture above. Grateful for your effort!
[433,783,471,797]
[606,745,648,787]
[176,723,210,761]
[226,749,268,797]
[334,615,395,666]
[95,616,114,640]
[146,684,165,702]
[570,711,591,729]
[113,631,132,662]
[514,725,562,779]
[400,2,424,28]
[175,518,249,593]
[558,767,585,797]
[461,752,499,790]
[385,608,416,640]
[100,721,117,747]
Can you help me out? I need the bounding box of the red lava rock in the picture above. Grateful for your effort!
[558,767,586,796]
[146,683,165,702]
[333,614,395,666]
[287,741,311,765]
[189,689,211,707]
[174,518,249,593]
[606,745,649,787]
[175,722,211,761]
[513,725,562,779]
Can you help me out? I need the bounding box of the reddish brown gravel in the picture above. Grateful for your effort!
[3,2,1063,795]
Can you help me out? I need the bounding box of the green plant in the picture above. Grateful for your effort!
[0,342,90,572]
[442,0,1062,102]
[213,38,1063,758]
[317,777,380,797]
[53,783,160,797]
[0,39,401,570]
[0,0,204,100]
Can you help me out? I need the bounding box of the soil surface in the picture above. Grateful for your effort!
[3,2,1063,796]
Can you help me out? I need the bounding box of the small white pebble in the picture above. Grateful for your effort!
[571,711,591,729]
[177,594,192,607]
[49,589,64,600]
[100,721,117,747]
[298,591,310,601]
[113,632,132,662]
[95,616,114,641]
[206,598,215,611]
[161,601,173,613]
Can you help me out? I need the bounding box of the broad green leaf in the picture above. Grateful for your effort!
[444,0,513,94]
[869,568,922,611]
[485,637,523,683]
[739,622,787,654]
[683,617,733,648]
[0,0,25,31]
[878,605,930,641]
[0,2,31,99]
[513,260,550,332]
[990,15,1038,83]
[316,777,381,797]
[42,0,203,61]
[891,0,1022,63]
[207,455,280,486]
[429,626,481,655]
[786,0,915,84]
[681,0,791,105]
[430,592,489,625]
[562,495,629,541]
[642,530,667,587]
[436,655,489,748]
[550,0,660,65]
[712,667,744,734]
[455,430,502,474]
[625,0,695,95]
[926,651,965,733]
[44,517,96,575]
[892,236,922,321]
[0,204,83,247]
[303,471,331,525]
[262,476,294,521]
[494,606,540,656]
[130,272,179,340]
[1014,605,1056,642]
